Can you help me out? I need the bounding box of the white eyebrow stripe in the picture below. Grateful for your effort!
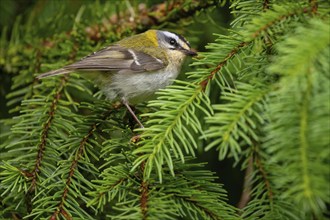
[128,49,141,66]
[161,31,178,44]
[163,31,178,39]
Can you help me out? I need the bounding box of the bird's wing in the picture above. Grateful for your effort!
[37,46,166,79]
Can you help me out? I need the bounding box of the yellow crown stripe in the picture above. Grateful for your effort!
[117,30,159,48]
[144,30,159,47]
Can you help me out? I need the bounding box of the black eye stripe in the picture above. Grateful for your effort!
[159,31,191,49]
[174,33,191,48]
[157,31,191,49]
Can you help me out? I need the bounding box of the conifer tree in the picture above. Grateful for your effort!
[0,0,329,219]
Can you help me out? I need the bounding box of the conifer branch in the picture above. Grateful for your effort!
[204,83,270,160]
[28,35,79,198]
[93,177,128,206]
[50,109,113,220]
[200,41,248,89]
[263,18,329,217]
[133,82,206,180]
[29,76,68,193]
[250,6,311,39]
[177,196,222,220]
[254,150,273,201]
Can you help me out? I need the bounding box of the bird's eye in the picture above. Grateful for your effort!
[169,38,177,46]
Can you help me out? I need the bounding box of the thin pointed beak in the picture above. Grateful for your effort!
[184,49,198,56]
[179,46,197,56]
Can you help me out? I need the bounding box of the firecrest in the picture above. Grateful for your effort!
[37,30,197,127]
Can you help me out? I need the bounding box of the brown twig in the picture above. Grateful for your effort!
[254,154,273,201]
[237,156,253,209]
[137,142,149,219]
[140,178,149,220]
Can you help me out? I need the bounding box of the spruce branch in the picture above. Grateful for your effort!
[230,0,269,28]
[50,109,113,220]
[247,4,312,40]
[239,146,298,220]
[265,18,330,217]
[253,150,273,202]
[168,161,238,220]
[25,33,81,213]
[200,41,248,89]
[131,82,212,181]
[29,76,68,193]
[88,149,237,219]
[175,195,222,220]
[204,83,269,160]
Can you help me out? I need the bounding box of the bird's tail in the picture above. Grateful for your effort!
[36,68,72,79]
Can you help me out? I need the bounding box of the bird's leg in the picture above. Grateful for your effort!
[122,98,144,128]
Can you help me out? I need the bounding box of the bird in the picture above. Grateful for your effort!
[37,30,197,128]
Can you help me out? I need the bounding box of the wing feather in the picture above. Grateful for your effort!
[37,46,165,79]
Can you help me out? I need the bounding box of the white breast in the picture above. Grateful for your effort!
[101,63,181,104]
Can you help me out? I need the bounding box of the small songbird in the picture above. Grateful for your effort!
[37,30,197,128]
